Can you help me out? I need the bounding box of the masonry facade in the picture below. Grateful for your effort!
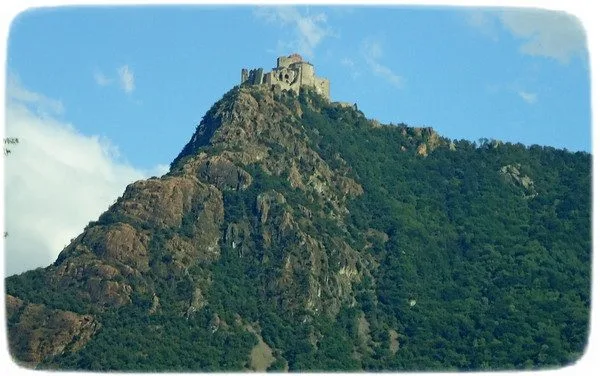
[241,53,330,100]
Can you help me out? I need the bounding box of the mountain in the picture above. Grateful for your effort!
[5,79,591,371]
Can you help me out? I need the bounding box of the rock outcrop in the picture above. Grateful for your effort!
[6,295,100,365]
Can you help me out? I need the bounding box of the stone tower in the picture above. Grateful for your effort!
[241,54,330,100]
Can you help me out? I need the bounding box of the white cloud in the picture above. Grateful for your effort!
[467,8,587,64]
[517,90,538,104]
[4,81,164,276]
[499,9,586,64]
[118,65,135,94]
[361,39,404,88]
[93,69,113,86]
[255,6,332,57]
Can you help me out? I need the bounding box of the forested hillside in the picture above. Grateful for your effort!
[6,85,590,371]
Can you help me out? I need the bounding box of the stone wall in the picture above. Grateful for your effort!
[277,53,303,68]
[314,77,330,99]
[241,54,330,100]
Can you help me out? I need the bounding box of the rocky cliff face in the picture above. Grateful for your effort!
[6,85,381,366]
[170,86,372,315]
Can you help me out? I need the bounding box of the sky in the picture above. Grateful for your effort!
[1,3,592,275]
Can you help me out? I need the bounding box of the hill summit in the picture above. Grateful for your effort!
[6,67,591,371]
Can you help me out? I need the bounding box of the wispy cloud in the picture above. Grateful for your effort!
[517,90,538,104]
[340,57,354,67]
[465,10,499,41]
[370,63,403,88]
[254,6,332,57]
[4,80,165,276]
[118,65,135,94]
[93,69,113,86]
[485,80,540,105]
[467,8,586,64]
[7,75,64,115]
[340,57,360,79]
[93,65,135,95]
[361,39,404,88]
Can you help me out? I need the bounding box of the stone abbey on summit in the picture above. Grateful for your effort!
[241,53,330,100]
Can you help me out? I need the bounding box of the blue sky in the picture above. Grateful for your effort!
[7,6,590,168]
[2,4,591,276]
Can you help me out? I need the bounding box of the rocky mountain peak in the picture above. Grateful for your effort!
[5,79,590,371]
